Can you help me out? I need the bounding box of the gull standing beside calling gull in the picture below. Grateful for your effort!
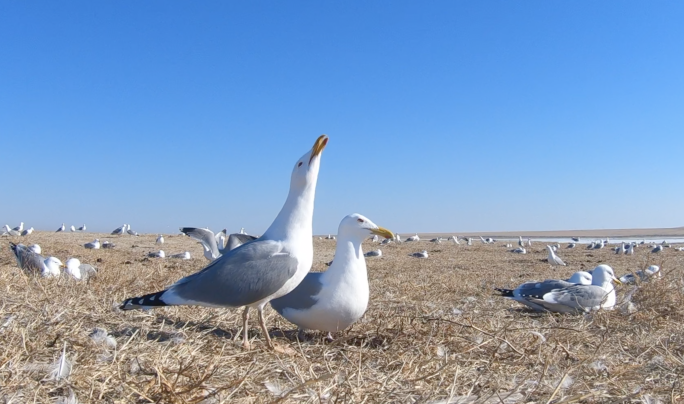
[120,135,329,350]
[547,245,566,267]
[270,214,393,335]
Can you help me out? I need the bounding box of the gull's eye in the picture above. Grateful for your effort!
[298,162,303,167]
[357,218,364,223]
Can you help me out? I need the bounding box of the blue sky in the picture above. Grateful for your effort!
[1,1,683,235]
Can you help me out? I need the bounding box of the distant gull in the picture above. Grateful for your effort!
[467,237,473,246]
[518,236,524,248]
[21,227,34,236]
[567,243,576,249]
[450,235,460,244]
[371,234,379,243]
[410,250,428,258]
[148,250,165,258]
[619,265,660,284]
[496,265,620,313]
[12,222,23,232]
[364,249,382,257]
[395,234,402,242]
[179,227,257,261]
[56,224,65,232]
[70,225,76,232]
[9,242,63,277]
[65,258,97,280]
[169,251,191,259]
[431,238,441,244]
[102,241,116,249]
[111,224,126,235]
[126,225,139,236]
[495,271,593,311]
[3,225,20,237]
[651,245,663,253]
[572,237,580,242]
[78,224,86,231]
[547,245,566,267]
[29,244,42,254]
[84,239,101,249]
[120,134,329,350]
[511,247,526,254]
[381,238,392,245]
[270,214,393,335]
[156,235,164,244]
[406,234,420,242]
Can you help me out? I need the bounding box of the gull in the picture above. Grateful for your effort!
[21,227,34,236]
[594,240,605,249]
[467,237,473,246]
[111,224,126,235]
[625,243,634,255]
[619,265,660,284]
[410,250,428,258]
[450,235,460,244]
[497,265,621,313]
[495,271,593,309]
[587,241,596,249]
[126,225,139,236]
[547,245,566,267]
[371,234,379,243]
[364,249,382,257]
[65,258,97,280]
[567,243,576,249]
[270,214,393,335]
[78,224,86,231]
[651,245,663,253]
[518,236,524,248]
[676,247,684,252]
[406,234,420,242]
[431,238,441,244]
[617,242,626,254]
[84,239,101,249]
[148,250,165,258]
[505,243,512,248]
[239,228,246,234]
[527,238,533,247]
[395,234,402,242]
[511,247,526,254]
[29,244,42,254]
[12,222,24,232]
[70,225,76,232]
[9,242,64,277]
[180,227,257,261]
[56,224,66,232]
[485,237,494,243]
[226,232,258,251]
[102,241,116,249]
[479,236,487,244]
[572,237,580,242]
[120,134,329,350]
[381,238,392,245]
[169,251,191,259]
[156,235,164,244]
[325,234,335,240]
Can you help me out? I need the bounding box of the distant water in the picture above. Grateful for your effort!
[497,237,684,245]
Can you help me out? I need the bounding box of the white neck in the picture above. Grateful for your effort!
[262,180,317,242]
[324,233,367,279]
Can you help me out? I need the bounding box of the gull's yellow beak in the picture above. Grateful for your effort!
[613,277,623,285]
[309,134,329,165]
[371,226,394,239]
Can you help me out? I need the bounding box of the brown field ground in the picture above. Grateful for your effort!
[1,231,684,403]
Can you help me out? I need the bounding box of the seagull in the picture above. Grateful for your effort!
[381,238,392,245]
[180,227,257,261]
[56,224,65,232]
[495,271,593,310]
[431,238,441,244]
[547,245,566,267]
[371,234,379,243]
[406,234,420,242]
[169,251,191,259]
[571,237,580,242]
[70,225,76,232]
[619,265,661,284]
[84,239,101,249]
[29,244,42,254]
[120,134,329,350]
[567,243,576,249]
[410,250,428,258]
[518,236,524,248]
[156,235,164,244]
[364,249,382,257]
[9,242,63,277]
[65,258,97,280]
[496,265,621,313]
[12,222,24,232]
[450,235,460,244]
[102,241,116,249]
[511,247,526,254]
[395,234,402,242]
[479,236,487,244]
[126,225,139,236]
[467,237,473,246]
[270,214,393,335]
[21,227,34,236]
[651,245,663,253]
[625,243,634,255]
[148,250,165,258]
[526,238,533,247]
[617,242,626,254]
[111,224,126,235]
[78,224,86,231]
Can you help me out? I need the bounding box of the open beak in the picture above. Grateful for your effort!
[371,226,395,239]
[309,134,329,165]
[613,277,622,285]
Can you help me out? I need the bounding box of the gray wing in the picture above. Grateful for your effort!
[10,243,44,274]
[514,279,574,299]
[169,239,299,307]
[180,227,219,258]
[529,285,608,313]
[225,233,258,252]
[79,264,97,278]
[270,272,324,313]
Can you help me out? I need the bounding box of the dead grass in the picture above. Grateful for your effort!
[1,232,683,403]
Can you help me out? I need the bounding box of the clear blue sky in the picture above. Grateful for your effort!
[1,1,683,235]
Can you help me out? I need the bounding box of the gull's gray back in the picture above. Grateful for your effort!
[10,243,44,275]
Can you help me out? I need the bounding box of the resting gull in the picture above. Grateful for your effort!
[9,242,63,277]
[270,214,393,335]
[120,134,329,350]
[619,265,660,284]
[29,244,41,254]
[147,250,165,258]
[495,271,593,310]
[102,240,116,249]
[364,249,382,257]
[169,251,192,260]
[511,247,526,254]
[70,225,76,232]
[547,245,566,267]
[21,227,34,236]
[406,234,420,242]
[126,225,139,236]
[498,265,621,313]
[84,239,101,249]
[65,258,97,280]
[410,250,428,258]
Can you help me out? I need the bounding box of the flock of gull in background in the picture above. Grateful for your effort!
[1,134,678,350]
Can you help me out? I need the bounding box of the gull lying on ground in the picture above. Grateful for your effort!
[364,249,382,257]
[126,225,139,236]
[270,214,393,336]
[65,258,97,280]
[652,245,663,253]
[148,250,165,258]
[495,271,593,310]
[410,250,428,258]
[29,244,41,254]
[567,243,576,249]
[10,242,64,277]
[21,227,34,236]
[169,251,191,259]
[406,234,420,242]
[120,134,329,350]
[496,265,621,313]
[511,247,526,254]
[84,239,100,249]
[619,265,661,284]
[102,241,116,249]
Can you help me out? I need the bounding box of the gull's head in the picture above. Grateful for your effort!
[29,244,41,254]
[591,264,621,286]
[290,135,328,189]
[45,257,64,269]
[338,213,394,242]
[568,271,592,285]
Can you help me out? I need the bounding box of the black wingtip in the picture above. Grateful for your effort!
[494,287,514,297]
[119,290,170,310]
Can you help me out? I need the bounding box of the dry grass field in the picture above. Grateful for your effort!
[1,231,684,403]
